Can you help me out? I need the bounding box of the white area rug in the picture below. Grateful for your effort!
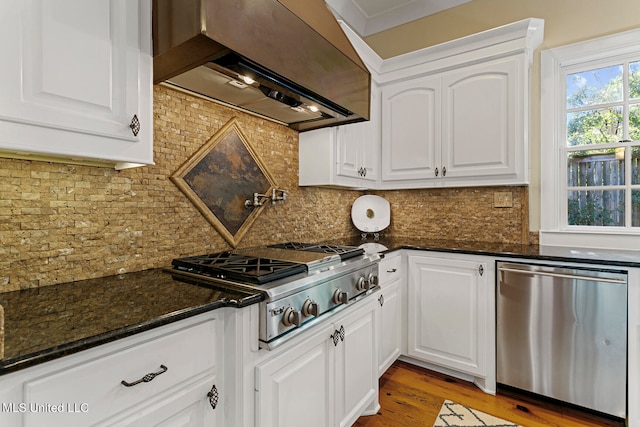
[433,400,521,427]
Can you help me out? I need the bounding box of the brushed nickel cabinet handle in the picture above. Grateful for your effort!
[121,364,167,387]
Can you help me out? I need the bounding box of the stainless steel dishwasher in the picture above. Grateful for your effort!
[496,262,627,418]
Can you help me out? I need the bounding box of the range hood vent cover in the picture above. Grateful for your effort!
[153,0,371,131]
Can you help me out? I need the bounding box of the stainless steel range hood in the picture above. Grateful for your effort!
[152,0,371,131]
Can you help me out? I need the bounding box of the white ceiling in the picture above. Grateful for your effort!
[325,0,472,37]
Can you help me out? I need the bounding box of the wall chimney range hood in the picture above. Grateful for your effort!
[152,0,371,131]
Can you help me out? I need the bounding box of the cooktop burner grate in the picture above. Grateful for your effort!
[268,242,364,260]
[171,252,307,284]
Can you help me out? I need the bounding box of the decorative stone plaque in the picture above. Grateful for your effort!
[171,118,277,247]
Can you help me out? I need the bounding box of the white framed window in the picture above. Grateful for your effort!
[540,29,640,250]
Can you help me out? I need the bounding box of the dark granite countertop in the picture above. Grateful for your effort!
[0,268,263,375]
[3,237,639,376]
[331,236,640,268]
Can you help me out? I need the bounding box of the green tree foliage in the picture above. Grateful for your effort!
[567,62,640,147]
[566,61,640,226]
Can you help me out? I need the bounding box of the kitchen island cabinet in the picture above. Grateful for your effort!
[0,0,153,169]
[255,292,379,427]
[406,251,495,393]
[0,311,222,426]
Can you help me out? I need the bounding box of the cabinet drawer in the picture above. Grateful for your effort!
[23,318,216,427]
[379,254,401,285]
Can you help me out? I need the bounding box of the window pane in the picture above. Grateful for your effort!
[568,149,624,187]
[568,190,624,226]
[633,146,640,185]
[633,190,640,227]
[567,107,623,146]
[631,103,640,141]
[631,61,640,99]
[566,64,623,109]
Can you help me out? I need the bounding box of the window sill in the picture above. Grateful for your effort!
[540,230,640,251]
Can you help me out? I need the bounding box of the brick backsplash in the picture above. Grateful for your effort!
[0,85,530,291]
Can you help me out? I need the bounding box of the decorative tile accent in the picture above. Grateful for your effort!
[170,118,276,247]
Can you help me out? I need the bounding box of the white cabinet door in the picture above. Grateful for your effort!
[338,80,380,185]
[255,296,379,427]
[377,253,402,376]
[255,323,335,427]
[407,254,488,376]
[381,75,441,182]
[377,279,401,376]
[300,81,380,189]
[121,376,218,427]
[0,0,153,168]
[334,299,378,427]
[441,57,522,181]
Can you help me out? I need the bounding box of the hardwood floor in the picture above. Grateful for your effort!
[354,361,625,427]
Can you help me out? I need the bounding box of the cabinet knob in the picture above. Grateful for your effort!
[442,166,446,177]
[207,384,219,410]
[378,294,385,306]
[129,114,141,137]
[435,167,439,177]
[330,325,346,346]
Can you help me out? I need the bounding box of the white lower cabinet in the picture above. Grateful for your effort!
[0,312,221,427]
[118,376,219,427]
[255,295,378,427]
[377,252,402,376]
[406,251,495,392]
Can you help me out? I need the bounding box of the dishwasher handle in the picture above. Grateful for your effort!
[498,266,626,284]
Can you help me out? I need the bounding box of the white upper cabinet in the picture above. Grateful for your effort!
[336,81,380,185]
[440,57,522,183]
[299,81,380,189]
[381,75,440,183]
[380,56,523,188]
[299,18,543,190]
[299,22,381,190]
[0,0,153,169]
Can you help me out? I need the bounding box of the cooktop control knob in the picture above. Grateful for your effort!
[332,289,349,305]
[301,299,320,317]
[282,307,302,327]
[356,276,370,292]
